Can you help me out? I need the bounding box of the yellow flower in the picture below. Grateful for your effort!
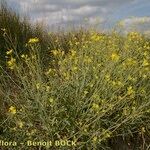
[70,50,76,57]
[21,54,29,61]
[84,90,88,95]
[46,86,50,92]
[111,53,120,61]
[52,50,59,56]
[91,33,101,41]
[105,132,111,138]
[1,28,6,32]
[127,86,134,95]
[128,32,141,40]
[63,72,70,80]
[141,127,146,133]
[84,57,92,63]
[142,59,149,66]
[36,83,40,90]
[143,74,147,78]
[12,127,17,131]
[75,42,80,45]
[49,98,54,103]
[93,136,98,142]
[117,81,123,86]
[31,55,36,60]
[112,81,116,86]
[28,37,39,44]
[72,66,78,71]
[21,54,25,58]
[144,51,148,56]
[45,68,52,75]
[140,88,146,94]
[9,106,16,114]
[7,57,16,70]
[92,103,99,110]
[6,49,13,55]
[105,74,111,81]
[126,58,137,66]
[17,121,24,128]
[127,75,136,82]
[61,51,65,56]
[102,129,112,138]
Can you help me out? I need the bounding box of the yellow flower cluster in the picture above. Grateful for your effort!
[92,103,99,110]
[6,49,13,55]
[111,53,120,61]
[51,49,64,57]
[8,106,16,114]
[17,121,24,128]
[127,86,135,96]
[28,37,39,44]
[90,31,104,42]
[127,32,142,41]
[142,59,149,66]
[7,57,16,70]
[6,49,16,70]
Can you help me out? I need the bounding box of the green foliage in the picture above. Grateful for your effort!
[0,2,50,69]
[0,2,90,70]
[0,29,150,149]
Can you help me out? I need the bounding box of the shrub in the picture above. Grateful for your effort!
[0,29,150,149]
[0,1,50,69]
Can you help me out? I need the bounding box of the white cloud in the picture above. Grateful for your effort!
[118,16,150,33]
[71,5,99,15]
[123,16,150,25]
[6,0,138,28]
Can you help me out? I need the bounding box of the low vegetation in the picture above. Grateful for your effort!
[0,2,150,150]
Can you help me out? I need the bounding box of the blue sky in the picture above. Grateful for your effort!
[4,0,150,31]
[111,0,150,20]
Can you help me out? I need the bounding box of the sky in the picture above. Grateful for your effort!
[4,0,150,31]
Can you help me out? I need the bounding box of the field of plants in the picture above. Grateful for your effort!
[0,3,150,150]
